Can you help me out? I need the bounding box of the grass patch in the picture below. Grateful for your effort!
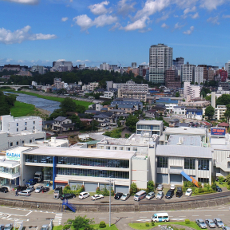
[92,224,118,230]
[216,181,227,188]
[17,90,93,108]
[53,226,63,230]
[104,128,123,138]
[10,101,37,117]
[129,221,202,230]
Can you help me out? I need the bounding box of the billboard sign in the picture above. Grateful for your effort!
[6,152,21,161]
[211,127,226,136]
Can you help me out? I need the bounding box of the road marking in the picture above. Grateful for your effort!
[25,211,32,216]
[179,216,186,217]
[205,215,212,216]
[137,219,151,222]
[192,215,199,216]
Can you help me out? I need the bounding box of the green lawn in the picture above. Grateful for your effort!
[17,90,93,108]
[10,101,37,117]
[53,226,63,230]
[53,224,118,230]
[129,221,202,230]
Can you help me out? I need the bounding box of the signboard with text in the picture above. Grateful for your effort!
[211,127,226,136]
[6,152,21,161]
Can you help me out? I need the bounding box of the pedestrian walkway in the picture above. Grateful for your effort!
[53,213,63,226]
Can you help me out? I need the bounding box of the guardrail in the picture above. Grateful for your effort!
[1,191,230,212]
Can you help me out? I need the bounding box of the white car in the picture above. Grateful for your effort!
[157,184,163,191]
[18,190,31,196]
[91,194,104,200]
[146,192,155,200]
[170,184,175,190]
[79,192,90,199]
[26,186,35,193]
[35,186,43,193]
[185,188,192,196]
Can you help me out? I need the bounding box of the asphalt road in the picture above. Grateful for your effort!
[0,203,230,229]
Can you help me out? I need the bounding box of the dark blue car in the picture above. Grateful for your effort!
[26,179,38,186]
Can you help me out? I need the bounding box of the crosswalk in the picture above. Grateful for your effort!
[53,213,63,226]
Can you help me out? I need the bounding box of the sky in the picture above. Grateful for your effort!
[1,0,230,68]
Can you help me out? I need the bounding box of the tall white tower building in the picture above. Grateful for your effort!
[149,44,173,84]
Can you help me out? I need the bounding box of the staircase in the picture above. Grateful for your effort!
[62,199,76,212]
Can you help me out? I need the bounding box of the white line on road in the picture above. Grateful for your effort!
[139,217,148,218]
[205,215,212,216]
[25,211,32,216]
[179,216,186,217]
[192,215,199,216]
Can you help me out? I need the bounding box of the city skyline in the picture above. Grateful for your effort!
[1,0,230,67]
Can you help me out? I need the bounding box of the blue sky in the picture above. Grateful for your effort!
[1,0,230,68]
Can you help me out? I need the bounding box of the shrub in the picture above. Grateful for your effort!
[227,185,230,190]
[130,182,138,195]
[63,225,71,230]
[145,223,150,227]
[147,180,154,193]
[79,185,85,193]
[219,176,225,184]
[99,221,106,228]
[211,182,216,191]
[96,187,101,194]
[185,219,190,224]
[226,174,230,185]
[151,222,155,226]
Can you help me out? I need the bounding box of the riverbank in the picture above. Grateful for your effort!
[10,101,50,119]
[15,89,93,108]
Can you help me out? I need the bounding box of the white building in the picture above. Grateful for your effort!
[52,61,73,72]
[181,62,195,82]
[193,66,204,84]
[214,105,226,120]
[100,62,110,70]
[183,82,201,99]
[31,65,46,75]
[136,120,163,136]
[100,91,114,99]
[165,103,178,113]
[173,106,186,115]
[225,61,230,78]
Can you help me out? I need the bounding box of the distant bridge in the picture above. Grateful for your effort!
[0,85,30,91]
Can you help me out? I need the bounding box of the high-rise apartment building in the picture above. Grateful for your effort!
[198,65,208,81]
[132,62,137,68]
[165,67,181,89]
[149,44,173,84]
[173,57,184,70]
[181,62,195,82]
[193,66,204,84]
[100,62,110,70]
[225,61,230,78]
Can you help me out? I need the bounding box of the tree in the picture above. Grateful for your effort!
[60,97,77,113]
[70,114,81,130]
[126,115,139,132]
[65,215,94,230]
[226,174,230,185]
[205,106,214,119]
[130,182,138,195]
[224,104,230,123]
[216,94,230,105]
[147,180,154,193]
[175,92,180,97]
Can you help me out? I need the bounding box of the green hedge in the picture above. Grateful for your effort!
[63,184,85,195]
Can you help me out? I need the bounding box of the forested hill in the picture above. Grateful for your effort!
[0,91,16,116]
[5,70,150,88]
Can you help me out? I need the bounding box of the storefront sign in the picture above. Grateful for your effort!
[6,152,21,161]
[211,127,226,136]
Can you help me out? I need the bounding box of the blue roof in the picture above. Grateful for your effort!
[155,98,178,104]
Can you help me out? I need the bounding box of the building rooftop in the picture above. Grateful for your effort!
[156,145,212,158]
[136,120,163,125]
[164,127,206,135]
[26,146,135,160]
[167,135,201,146]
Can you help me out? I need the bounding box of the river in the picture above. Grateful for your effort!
[6,92,60,113]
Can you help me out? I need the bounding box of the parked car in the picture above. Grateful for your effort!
[15,185,27,192]
[26,185,35,193]
[40,225,49,230]
[216,186,222,192]
[222,227,230,230]
[176,187,183,198]
[196,219,207,229]
[214,218,225,228]
[157,184,163,191]
[156,191,164,200]
[0,225,4,230]
[114,193,123,200]
[42,187,50,192]
[170,184,175,190]
[205,219,216,228]
[79,192,90,199]
[4,224,13,230]
[120,193,130,201]
[134,190,146,201]
[25,179,37,186]
[35,186,44,193]
[18,191,31,196]
[146,192,155,200]
[91,194,104,200]
[60,193,76,200]
[0,187,8,193]
[185,188,192,196]
[165,189,174,199]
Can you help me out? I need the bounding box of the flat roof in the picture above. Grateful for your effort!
[136,120,163,125]
[156,145,212,158]
[26,146,135,160]
[0,159,20,167]
[164,127,206,135]
[167,135,201,146]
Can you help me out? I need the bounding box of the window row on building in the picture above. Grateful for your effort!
[57,168,129,179]
[137,125,160,130]
[157,157,209,170]
[0,166,19,175]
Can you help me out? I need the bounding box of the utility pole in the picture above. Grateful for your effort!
[106,177,115,227]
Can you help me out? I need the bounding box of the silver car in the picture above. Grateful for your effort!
[222,227,230,230]
[120,193,130,201]
[157,184,163,191]
[156,191,164,199]
[146,192,155,200]
[35,186,43,193]
[214,218,225,228]
[196,219,207,229]
[206,219,216,228]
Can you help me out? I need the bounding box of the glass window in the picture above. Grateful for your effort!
[198,159,209,170]
[184,158,195,170]
[10,142,13,146]
[25,122,27,125]
[157,157,168,168]
[198,178,209,183]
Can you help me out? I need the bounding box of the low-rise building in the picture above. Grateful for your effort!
[214,105,226,120]
[186,108,203,120]
[136,120,163,136]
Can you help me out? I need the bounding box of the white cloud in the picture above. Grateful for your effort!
[0,25,57,44]
[94,15,117,27]
[156,12,170,22]
[73,14,94,30]
[183,6,196,14]
[223,15,230,18]
[200,0,226,10]
[183,26,194,34]
[117,0,136,16]
[76,59,90,63]
[134,0,170,20]
[207,16,219,24]
[174,22,184,29]
[122,16,149,31]
[88,1,109,15]
[61,17,68,22]
[109,22,121,31]
[192,12,199,19]
[161,23,169,28]
[56,59,65,61]
[3,0,39,4]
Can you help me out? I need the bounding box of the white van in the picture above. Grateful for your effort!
[152,213,169,222]
[134,190,146,201]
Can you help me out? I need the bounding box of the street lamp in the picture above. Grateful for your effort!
[105,177,115,227]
